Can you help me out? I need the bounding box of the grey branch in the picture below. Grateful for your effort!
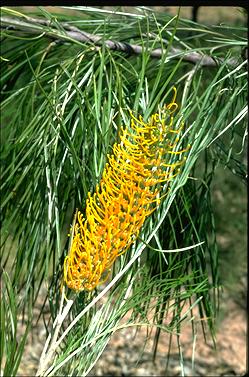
[1,16,239,67]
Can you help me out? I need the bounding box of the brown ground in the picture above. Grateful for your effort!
[90,298,246,376]
[17,283,246,376]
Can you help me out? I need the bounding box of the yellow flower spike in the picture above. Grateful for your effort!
[64,88,190,292]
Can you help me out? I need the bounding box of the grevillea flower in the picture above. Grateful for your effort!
[64,88,190,291]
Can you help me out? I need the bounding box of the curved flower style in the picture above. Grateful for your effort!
[64,88,190,291]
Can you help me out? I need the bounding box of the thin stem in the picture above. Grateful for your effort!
[0,15,240,67]
[36,287,74,376]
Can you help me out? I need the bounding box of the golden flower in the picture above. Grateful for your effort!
[64,88,190,291]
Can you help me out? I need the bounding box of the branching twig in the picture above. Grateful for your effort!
[35,287,74,376]
[0,15,239,67]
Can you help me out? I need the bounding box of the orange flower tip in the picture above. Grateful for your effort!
[64,93,191,292]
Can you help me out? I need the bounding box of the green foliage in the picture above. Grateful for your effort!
[0,6,247,376]
[0,271,30,376]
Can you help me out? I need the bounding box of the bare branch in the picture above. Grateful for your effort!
[1,15,239,68]
[1,16,238,67]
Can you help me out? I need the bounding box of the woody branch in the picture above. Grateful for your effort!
[1,15,240,68]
